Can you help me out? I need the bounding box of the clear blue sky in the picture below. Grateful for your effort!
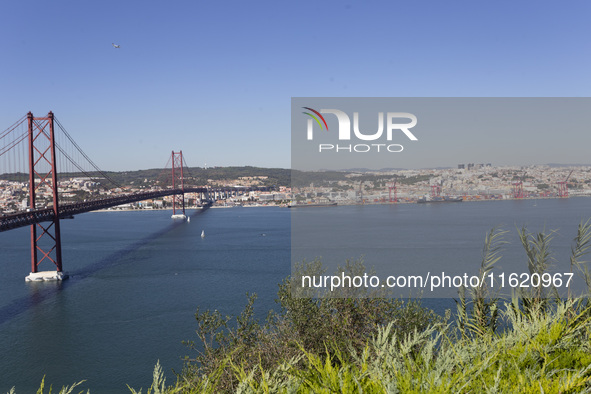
[1,1,590,171]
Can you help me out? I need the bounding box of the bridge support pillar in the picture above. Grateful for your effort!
[26,112,65,280]
[171,151,186,219]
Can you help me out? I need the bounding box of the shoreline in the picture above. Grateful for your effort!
[85,195,590,213]
[90,204,286,212]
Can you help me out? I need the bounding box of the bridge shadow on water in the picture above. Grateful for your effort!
[0,207,210,326]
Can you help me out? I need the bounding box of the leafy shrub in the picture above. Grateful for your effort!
[178,259,442,392]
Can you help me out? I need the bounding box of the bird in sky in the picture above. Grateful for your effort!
[112,43,120,48]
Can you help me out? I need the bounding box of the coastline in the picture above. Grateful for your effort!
[86,195,589,213]
[90,204,286,212]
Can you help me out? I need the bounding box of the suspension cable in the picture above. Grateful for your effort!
[53,117,123,189]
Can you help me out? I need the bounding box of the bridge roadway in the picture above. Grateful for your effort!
[0,186,268,232]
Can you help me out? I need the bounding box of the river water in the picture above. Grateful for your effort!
[1,199,590,391]
[0,207,290,392]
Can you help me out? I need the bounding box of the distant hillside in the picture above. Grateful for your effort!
[546,163,591,168]
[107,166,291,188]
[184,166,291,187]
[0,166,432,189]
[0,166,291,188]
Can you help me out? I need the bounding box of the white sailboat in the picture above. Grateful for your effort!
[201,230,205,238]
[187,216,190,222]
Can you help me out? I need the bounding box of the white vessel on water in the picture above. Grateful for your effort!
[171,214,187,220]
[201,230,205,238]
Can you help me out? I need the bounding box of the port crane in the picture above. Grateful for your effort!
[387,181,397,203]
[512,171,526,199]
[557,170,574,198]
[430,180,442,198]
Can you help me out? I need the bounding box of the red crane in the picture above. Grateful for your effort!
[557,170,574,198]
[430,181,442,198]
[387,181,397,203]
[512,171,526,199]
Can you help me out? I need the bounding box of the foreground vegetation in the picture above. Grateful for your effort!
[133,299,591,393]
[11,221,591,393]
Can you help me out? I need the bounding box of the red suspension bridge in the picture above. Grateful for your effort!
[0,112,267,280]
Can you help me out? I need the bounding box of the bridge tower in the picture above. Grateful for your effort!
[171,150,186,219]
[26,112,65,280]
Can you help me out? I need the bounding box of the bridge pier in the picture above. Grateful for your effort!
[25,271,66,281]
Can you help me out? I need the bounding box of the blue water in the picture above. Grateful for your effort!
[292,198,591,297]
[0,207,290,393]
[1,199,591,391]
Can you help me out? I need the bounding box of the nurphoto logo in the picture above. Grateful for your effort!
[302,107,418,153]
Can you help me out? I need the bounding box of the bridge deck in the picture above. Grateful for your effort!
[0,186,265,232]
